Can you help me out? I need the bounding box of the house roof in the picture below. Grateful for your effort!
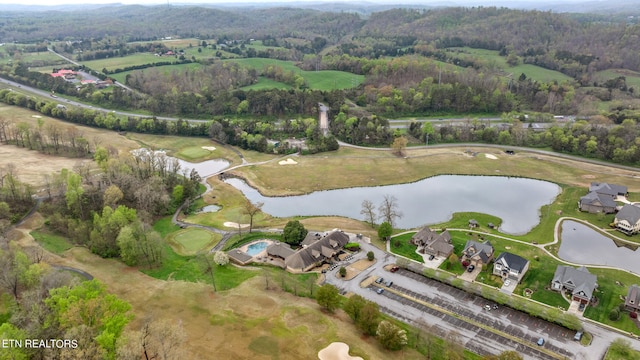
[590,182,628,197]
[285,230,349,271]
[495,252,529,272]
[301,232,324,247]
[266,242,296,259]
[628,284,640,308]
[463,240,493,263]
[227,249,253,264]
[552,266,598,299]
[580,191,617,208]
[413,227,453,255]
[616,204,640,225]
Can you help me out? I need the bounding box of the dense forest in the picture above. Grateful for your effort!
[2,4,640,164]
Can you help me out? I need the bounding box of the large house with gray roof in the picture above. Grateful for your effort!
[579,191,617,214]
[493,252,529,283]
[590,182,628,199]
[284,230,349,272]
[625,284,640,312]
[461,240,494,267]
[411,227,453,258]
[551,265,598,304]
[614,204,640,235]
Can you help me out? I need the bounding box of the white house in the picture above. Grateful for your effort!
[614,204,640,235]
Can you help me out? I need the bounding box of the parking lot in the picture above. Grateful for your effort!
[368,268,574,359]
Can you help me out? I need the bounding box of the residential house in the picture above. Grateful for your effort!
[461,240,494,267]
[551,266,598,304]
[284,230,349,272]
[589,182,628,199]
[625,284,640,312]
[266,241,296,261]
[469,219,479,228]
[614,204,640,235]
[579,191,617,214]
[411,227,453,258]
[227,249,253,266]
[493,252,529,283]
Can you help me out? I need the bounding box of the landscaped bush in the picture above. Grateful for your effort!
[344,242,361,251]
[367,251,375,261]
[610,308,621,321]
[631,312,638,319]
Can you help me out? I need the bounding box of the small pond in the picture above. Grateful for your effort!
[225,175,560,234]
[131,148,229,178]
[198,205,221,213]
[558,220,640,273]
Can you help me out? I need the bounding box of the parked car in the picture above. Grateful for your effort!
[376,288,384,294]
[375,277,384,284]
[492,304,499,310]
[537,337,545,346]
[483,304,491,311]
[504,279,511,287]
[574,331,583,341]
[385,281,393,287]
[428,254,435,261]
[579,302,586,311]
[390,266,399,273]
[467,265,475,272]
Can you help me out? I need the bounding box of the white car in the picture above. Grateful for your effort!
[504,280,511,287]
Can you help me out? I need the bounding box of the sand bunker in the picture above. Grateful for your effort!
[484,153,498,160]
[31,115,42,118]
[223,221,250,229]
[278,158,298,165]
[318,342,363,360]
[201,146,217,151]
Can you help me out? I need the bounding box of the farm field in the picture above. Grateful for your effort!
[80,53,167,72]
[594,69,640,89]
[445,47,573,83]
[109,62,202,83]
[225,58,364,90]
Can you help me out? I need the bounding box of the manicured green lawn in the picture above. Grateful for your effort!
[167,228,220,255]
[30,230,73,254]
[143,243,258,291]
[152,216,181,238]
[389,232,423,262]
[177,146,214,161]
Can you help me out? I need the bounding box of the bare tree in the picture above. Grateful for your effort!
[360,199,376,227]
[242,199,263,233]
[378,194,403,228]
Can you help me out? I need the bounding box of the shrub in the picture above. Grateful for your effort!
[609,308,620,321]
[367,251,375,261]
[631,312,638,319]
[339,266,347,277]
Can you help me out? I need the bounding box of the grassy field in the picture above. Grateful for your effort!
[167,228,220,256]
[80,53,165,72]
[30,230,73,254]
[594,69,640,90]
[445,47,573,83]
[241,76,291,90]
[109,62,203,83]
[225,58,364,90]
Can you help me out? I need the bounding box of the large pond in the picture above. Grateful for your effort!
[132,149,229,178]
[226,175,560,234]
[558,220,640,273]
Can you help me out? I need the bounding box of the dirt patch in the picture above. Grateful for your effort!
[336,259,375,281]
[0,144,91,186]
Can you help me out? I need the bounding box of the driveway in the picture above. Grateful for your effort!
[459,266,481,281]
[500,279,517,294]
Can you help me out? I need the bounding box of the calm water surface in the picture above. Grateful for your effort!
[226,175,560,234]
[558,220,640,273]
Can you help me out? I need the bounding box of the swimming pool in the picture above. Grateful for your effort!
[245,241,269,256]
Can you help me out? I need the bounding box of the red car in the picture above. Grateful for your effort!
[390,266,399,273]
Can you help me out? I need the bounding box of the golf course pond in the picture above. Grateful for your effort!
[558,220,640,273]
[225,175,561,234]
[132,148,230,178]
